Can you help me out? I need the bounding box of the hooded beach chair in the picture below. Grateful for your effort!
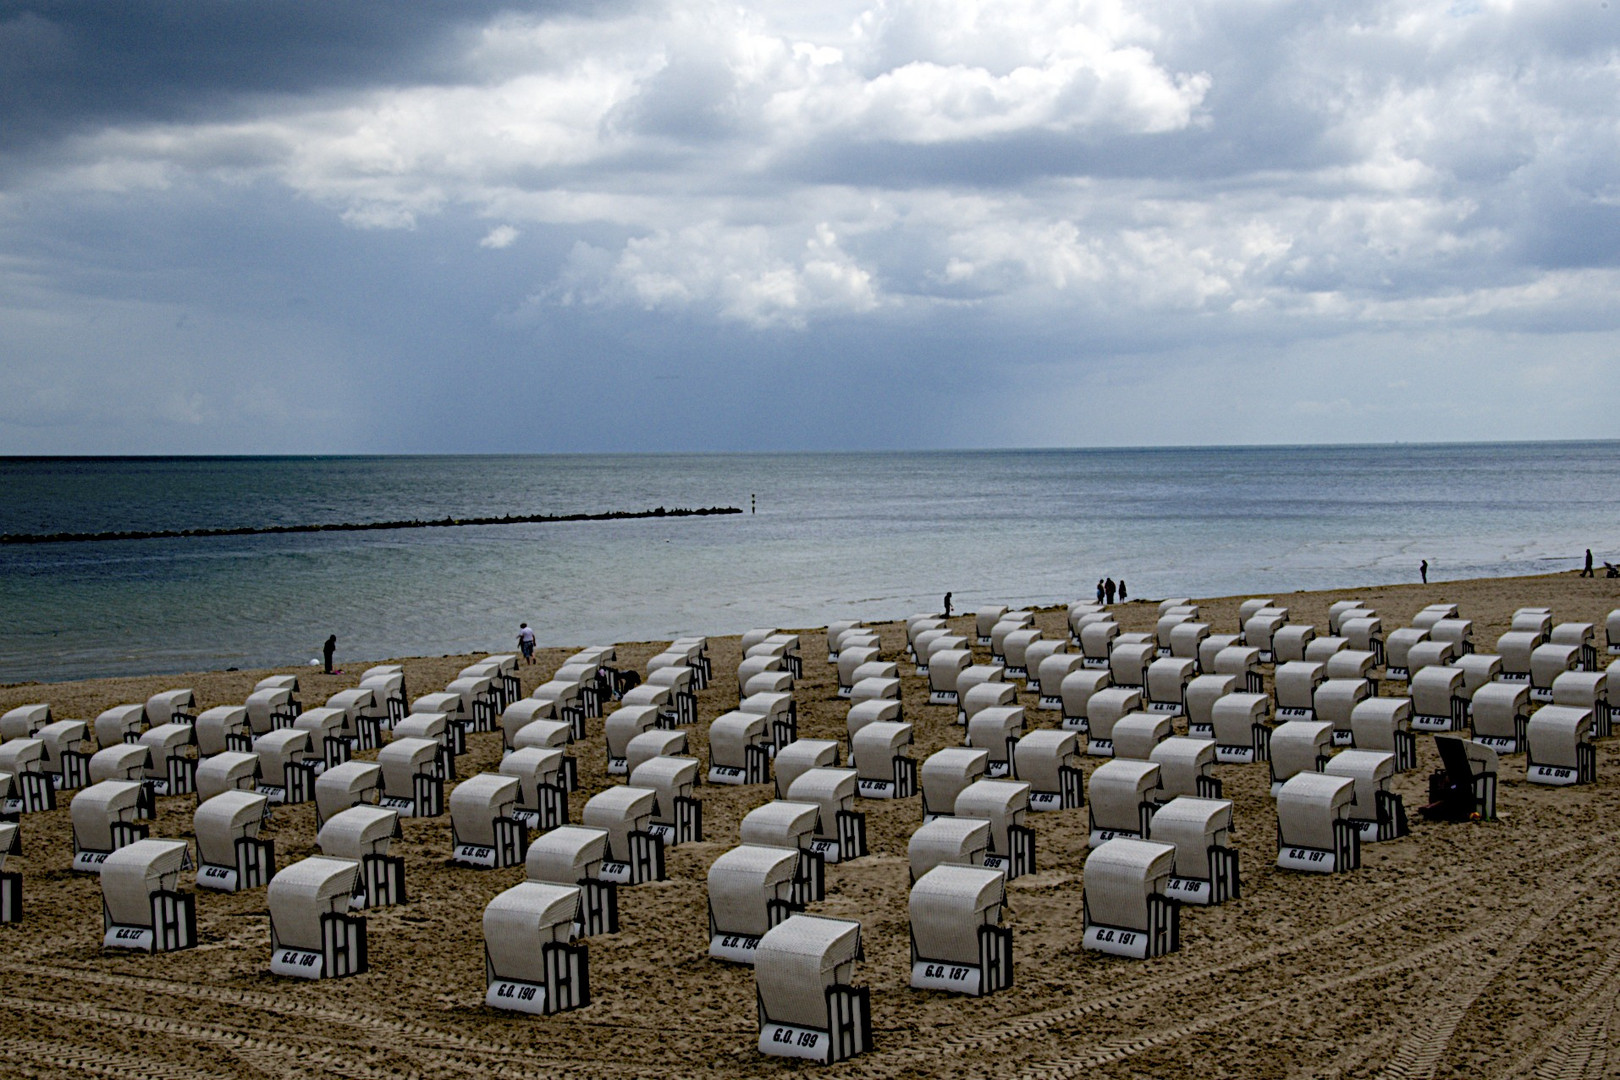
[1323,750,1407,842]
[1274,662,1325,720]
[1084,687,1143,758]
[71,779,147,872]
[524,825,617,936]
[501,746,570,832]
[965,706,1023,778]
[36,719,91,791]
[1037,654,1086,710]
[1013,729,1083,810]
[708,711,772,786]
[1410,665,1467,733]
[1150,737,1221,800]
[252,728,317,805]
[193,790,273,892]
[1145,658,1194,717]
[1423,737,1497,822]
[139,723,198,797]
[449,773,527,868]
[1525,705,1595,785]
[908,817,990,882]
[786,767,865,862]
[920,747,988,820]
[851,722,916,799]
[245,685,299,736]
[1275,772,1359,873]
[376,737,445,817]
[755,916,870,1064]
[1306,677,1368,747]
[624,728,686,777]
[1184,673,1237,739]
[100,838,196,952]
[1087,759,1162,846]
[1081,838,1180,958]
[1111,711,1174,762]
[0,739,54,813]
[1147,796,1238,906]
[316,805,404,907]
[1211,692,1272,764]
[483,882,588,1014]
[630,754,703,846]
[741,691,798,751]
[954,779,1034,878]
[313,760,381,829]
[909,865,1012,995]
[193,751,259,804]
[0,703,49,740]
[739,801,825,904]
[604,704,662,775]
[581,786,665,884]
[1348,697,1417,771]
[1272,624,1317,665]
[707,844,801,964]
[94,704,148,749]
[267,856,366,979]
[1059,668,1112,734]
[195,706,252,757]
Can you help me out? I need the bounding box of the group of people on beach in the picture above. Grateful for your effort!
[1095,577,1127,604]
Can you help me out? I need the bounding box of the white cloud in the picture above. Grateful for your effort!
[480,224,520,249]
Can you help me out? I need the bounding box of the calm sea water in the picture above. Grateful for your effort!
[2,444,1616,683]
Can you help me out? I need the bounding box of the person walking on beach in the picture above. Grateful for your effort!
[1104,578,1116,605]
[942,592,953,619]
[1420,559,1428,584]
[1118,579,1127,602]
[517,622,537,664]
[1582,549,1595,577]
[322,634,336,675]
[1096,579,1105,604]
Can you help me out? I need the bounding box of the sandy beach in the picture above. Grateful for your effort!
[2,570,1618,1080]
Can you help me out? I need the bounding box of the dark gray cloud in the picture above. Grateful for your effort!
[0,1,622,156]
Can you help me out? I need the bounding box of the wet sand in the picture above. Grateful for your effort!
[1,571,1618,1080]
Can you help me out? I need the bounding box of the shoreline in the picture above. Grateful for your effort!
[5,569,1612,699]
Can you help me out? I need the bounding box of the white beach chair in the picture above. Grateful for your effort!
[449,773,527,869]
[1081,838,1180,958]
[1087,759,1162,846]
[707,844,801,964]
[100,838,196,952]
[909,865,1012,995]
[1275,773,1359,873]
[755,916,870,1064]
[851,722,916,799]
[193,790,274,892]
[1147,796,1238,906]
[267,856,366,979]
[953,779,1035,878]
[483,881,588,1014]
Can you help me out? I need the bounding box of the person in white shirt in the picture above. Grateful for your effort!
[517,622,537,665]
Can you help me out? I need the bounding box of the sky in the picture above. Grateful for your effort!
[2,0,1618,454]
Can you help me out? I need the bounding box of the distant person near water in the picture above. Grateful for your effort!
[942,592,953,619]
[1096,579,1105,604]
[1420,559,1428,584]
[322,634,336,674]
[1582,549,1594,577]
[1118,579,1127,601]
[1104,578,1117,604]
[518,622,537,664]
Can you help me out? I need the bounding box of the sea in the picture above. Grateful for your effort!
[2,443,1616,684]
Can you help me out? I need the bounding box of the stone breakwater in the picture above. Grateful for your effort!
[0,505,743,544]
